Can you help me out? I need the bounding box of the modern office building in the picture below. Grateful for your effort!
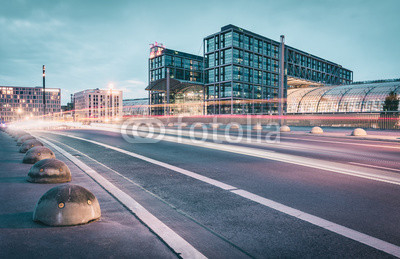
[287,79,400,113]
[0,86,61,122]
[123,98,149,116]
[146,43,204,116]
[74,88,122,122]
[204,24,353,114]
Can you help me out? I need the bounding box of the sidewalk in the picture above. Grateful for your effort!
[0,131,177,258]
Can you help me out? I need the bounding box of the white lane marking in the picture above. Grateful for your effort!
[280,136,400,150]
[55,129,400,187]
[349,162,400,173]
[37,136,206,259]
[45,132,400,257]
[231,189,400,258]
[44,133,236,191]
[138,126,400,150]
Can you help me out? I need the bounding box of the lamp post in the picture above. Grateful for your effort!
[17,108,22,121]
[43,65,46,119]
[108,84,114,122]
[278,36,285,126]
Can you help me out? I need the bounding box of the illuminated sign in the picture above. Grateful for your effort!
[149,42,165,59]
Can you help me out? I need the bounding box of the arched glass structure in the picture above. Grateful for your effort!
[287,80,400,113]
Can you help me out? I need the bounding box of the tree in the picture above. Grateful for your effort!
[383,91,399,112]
[379,91,399,129]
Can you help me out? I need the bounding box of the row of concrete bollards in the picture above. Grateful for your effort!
[166,123,368,136]
[1,127,101,227]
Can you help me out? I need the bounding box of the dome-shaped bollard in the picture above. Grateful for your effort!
[228,123,240,129]
[27,158,71,183]
[33,184,101,226]
[280,125,291,132]
[351,128,367,136]
[310,126,323,134]
[210,123,220,129]
[167,123,174,127]
[192,122,204,128]
[23,146,55,164]
[19,139,43,153]
[252,124,263,130]
[17,135,35,146]
[13,130,28,139]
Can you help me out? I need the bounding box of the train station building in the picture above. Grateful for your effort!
[145,24,397,116]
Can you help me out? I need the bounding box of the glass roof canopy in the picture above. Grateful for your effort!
[287,80,400,113]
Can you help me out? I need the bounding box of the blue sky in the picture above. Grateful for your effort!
[1,0,399,104]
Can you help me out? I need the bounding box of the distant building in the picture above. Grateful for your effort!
[146,43,205,116]
[123,98,149,116]
[0,86,61,122]
[74,88,122,122]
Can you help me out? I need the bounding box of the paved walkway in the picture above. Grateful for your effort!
[283,126,400,142]
[0,131,177,258]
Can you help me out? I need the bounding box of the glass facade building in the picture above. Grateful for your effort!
[287,80,400,113]
[204,25,353,115]
[147,43,204,115]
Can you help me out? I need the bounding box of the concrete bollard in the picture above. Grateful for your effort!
[310,126,323,134]
[33,184,101,226]
[192,123,204,128]
[252,124,263,130]
[351,128,367,136]
[210,123,220,129]
[19,139,44,153]
[27,158,71,183]
[227,123,240,129]
[17,135,35,146]
[167,123,174,127]
[12,131,28,140]
[23,146,55,164]
[280,125,291,132]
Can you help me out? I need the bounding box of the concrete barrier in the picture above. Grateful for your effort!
[33,184,101,226]
[210,123,220,129]
[351,128,367,136]
[280,125,291,132]
[192,122,204,128]
[23,146,55,164]
[17,135,35,146]
[310,126,324,134]
[27,159,71,183]
[252,124,263,130]
[19,139,44,153]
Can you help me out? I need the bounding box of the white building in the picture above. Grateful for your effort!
[0,86,61,122]
[74,88,123,122]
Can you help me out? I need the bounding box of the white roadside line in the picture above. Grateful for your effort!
[349,162,400,173]
[135,126,400,150]
[37,136,206,259]
[280,136,400,150]
[44,131,400,257]
[74,127,400,187]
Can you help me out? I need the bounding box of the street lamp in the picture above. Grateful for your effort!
[17,108,22,121]
[108,83,114,122]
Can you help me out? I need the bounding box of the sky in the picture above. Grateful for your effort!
[1,0,399,105]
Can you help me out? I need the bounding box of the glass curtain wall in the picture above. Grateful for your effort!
[205,27,279,115]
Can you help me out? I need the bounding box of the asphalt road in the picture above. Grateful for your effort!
[35,128,400,258]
